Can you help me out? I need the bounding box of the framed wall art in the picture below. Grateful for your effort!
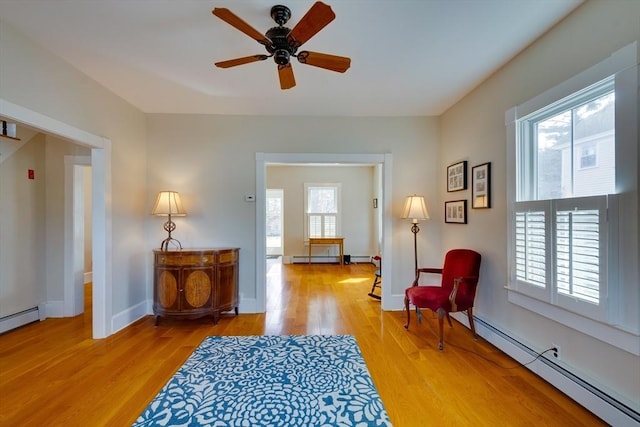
[472,162,491,209]
[447,161,467,192]
[445,200,467,224]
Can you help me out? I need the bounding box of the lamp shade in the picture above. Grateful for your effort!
[401,195,429,221]
[152,191,186,216]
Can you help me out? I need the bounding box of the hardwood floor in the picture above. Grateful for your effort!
[0,261,604,426]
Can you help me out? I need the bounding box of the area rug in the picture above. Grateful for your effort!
[134,335,392,426]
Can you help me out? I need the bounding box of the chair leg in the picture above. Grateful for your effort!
[467,307,477,340]
[436,308,446,350]
[404,296,410,329]
[368,276,381,300]
[445,312,453,328]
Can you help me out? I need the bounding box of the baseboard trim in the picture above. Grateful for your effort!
[291,255,373,264]
[111,300,148,334]
[451,312,640,426]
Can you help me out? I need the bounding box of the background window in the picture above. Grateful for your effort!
[304,183,341,239]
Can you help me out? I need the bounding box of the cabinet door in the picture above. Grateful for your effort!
[181,267,214,311]
[216,262,238,312]
[155,267,181,311]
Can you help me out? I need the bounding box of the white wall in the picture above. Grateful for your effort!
[146,114,441,300]
[0,133,45,318]
[0,20,148,330]
[267,165,376,259]
[439,0,639,413]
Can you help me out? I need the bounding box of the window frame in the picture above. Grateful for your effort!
[505,42,639,355]
[303,182,342,241]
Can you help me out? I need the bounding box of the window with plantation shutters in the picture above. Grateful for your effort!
[304,183,341,240]
[505,43,639,352]
[509,76,616,323]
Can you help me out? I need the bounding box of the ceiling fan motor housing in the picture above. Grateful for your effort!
[265,26,297,65]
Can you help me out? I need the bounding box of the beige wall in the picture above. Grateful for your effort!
[0,133,46,317]
[0,20,148,319]
[146,114,441,300]
[267,165,376,259]
[439,0,639,412]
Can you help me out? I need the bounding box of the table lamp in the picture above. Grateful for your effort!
[152,191,186,250]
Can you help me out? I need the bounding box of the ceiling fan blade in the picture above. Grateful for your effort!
[297,51,351,73]
[215,55,269,69]
[212,8,271,46]
[287,2,336,48]
[278,64,296,90]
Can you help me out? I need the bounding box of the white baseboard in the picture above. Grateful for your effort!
[450,312,639,426]
[111,300,149,334]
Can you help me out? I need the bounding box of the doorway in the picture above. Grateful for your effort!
[64,156,92,317]
[255,152,393,313]
[2,98,112,338]
[266,189,284,257]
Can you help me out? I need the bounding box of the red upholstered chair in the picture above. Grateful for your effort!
[404,249,481,350]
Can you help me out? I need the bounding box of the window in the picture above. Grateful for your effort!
[304,183,341,239]
[506,42,638,353]
[579,144,597,169]
[513,78,614,321]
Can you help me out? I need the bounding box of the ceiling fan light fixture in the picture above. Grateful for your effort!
[273,49,290,65]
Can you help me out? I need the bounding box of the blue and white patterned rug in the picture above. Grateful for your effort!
[134,335,392,426]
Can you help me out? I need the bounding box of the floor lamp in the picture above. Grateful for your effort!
[401,195,430,274]
[152,191,187,250]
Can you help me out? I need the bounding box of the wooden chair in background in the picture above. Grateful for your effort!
[368,255,382,300]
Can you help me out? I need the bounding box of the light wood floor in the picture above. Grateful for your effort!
[0,261,604,426]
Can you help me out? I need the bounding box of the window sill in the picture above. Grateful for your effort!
[506,287,640,356]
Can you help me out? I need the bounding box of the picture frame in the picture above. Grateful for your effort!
[472,162,491,209]
[447,161,467,192]
[445,200,467,224]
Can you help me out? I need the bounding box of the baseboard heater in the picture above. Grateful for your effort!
[0,307,40,335]
[470,315,640,426]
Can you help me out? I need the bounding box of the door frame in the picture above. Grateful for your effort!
[1,98,113,338]
[255,152,393,312]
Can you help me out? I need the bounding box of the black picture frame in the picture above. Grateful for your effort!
[445,200,467,224]
[472,162,491,209]
[447,161,467,192]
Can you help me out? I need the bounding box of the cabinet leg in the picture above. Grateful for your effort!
[154,315,159,326]
[234,307,239,316]
[213,314,219,325]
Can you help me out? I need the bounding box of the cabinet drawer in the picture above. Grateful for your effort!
[218,251,238,264]
[155,253,213,266]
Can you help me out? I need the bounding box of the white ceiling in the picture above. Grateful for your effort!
[0,0,582,116]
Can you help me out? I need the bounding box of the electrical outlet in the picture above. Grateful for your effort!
[552,343,561,360]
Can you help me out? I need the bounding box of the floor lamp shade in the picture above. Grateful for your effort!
[401,195,429,274]
[152,191,186,250]
[401,195,430,222]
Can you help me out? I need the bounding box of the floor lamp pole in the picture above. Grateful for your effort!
[411,221,420,274]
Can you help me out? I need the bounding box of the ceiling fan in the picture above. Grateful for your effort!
[212,2,351,90]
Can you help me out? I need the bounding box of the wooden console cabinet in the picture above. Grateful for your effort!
[153,248,239,325]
